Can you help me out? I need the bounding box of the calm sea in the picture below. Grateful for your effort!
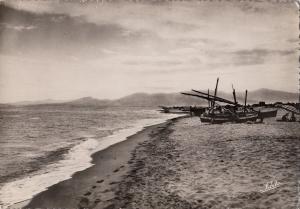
[0,105,179,207]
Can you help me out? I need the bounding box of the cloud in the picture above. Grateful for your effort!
[202,48,296,67]
[231,51,266,66]
[124,59,182,66]
[287,38,299,43]
[0,23,36,31]
[0,1,298,102]
[0,4,132,58]
[237,3,267,13]
[230,49,295,66]
[234,49,295,56]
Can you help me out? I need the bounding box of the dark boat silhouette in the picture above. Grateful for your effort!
[182,78,260,124]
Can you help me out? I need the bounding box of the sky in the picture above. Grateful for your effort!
[0,0,298,103]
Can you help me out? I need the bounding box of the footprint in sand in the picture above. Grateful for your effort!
[92,185,97,189]
[113,168,119,173]
[103,204,115,209]
[97,179,104,183]
[78,197,90,209]
[102,189,111,193]
[95,199,101,204]
[109,181,118,185]
[84,191,92,196]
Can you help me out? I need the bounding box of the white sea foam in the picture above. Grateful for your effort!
[0,113,180,209]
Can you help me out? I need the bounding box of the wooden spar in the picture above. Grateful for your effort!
[208,89,210,107]
[211,78,219,117]
[192,88,236,105]
[244,90,248,112]
[191,89,237,105]
[181,92,236,105]
[183,92,237,105]
[181,93,223,108]
[181,92,215,101]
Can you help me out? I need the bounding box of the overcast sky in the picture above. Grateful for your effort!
[0,0,298,102]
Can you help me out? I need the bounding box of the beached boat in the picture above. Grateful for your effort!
[256,108,278,118]
[275,104,300,122]
[200,112,258,124]
[199,105,259,124]
[200,107,258,124]
[190,106,206,116]
[182,78,260,124]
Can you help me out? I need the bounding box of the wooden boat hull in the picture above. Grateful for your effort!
[190,107,206,116]
[200,113,258,124]
[257,109,278,118]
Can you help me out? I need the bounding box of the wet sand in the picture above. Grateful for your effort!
[24,120,177,209]
[24,116,300,209]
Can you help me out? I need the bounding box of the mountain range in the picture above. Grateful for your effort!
[2,88,299,107]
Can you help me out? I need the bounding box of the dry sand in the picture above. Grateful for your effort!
[24,116,300,209]
[111,117,300,209]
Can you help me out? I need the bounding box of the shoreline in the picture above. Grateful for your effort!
[22,117,182,209]
[15,115,300,209]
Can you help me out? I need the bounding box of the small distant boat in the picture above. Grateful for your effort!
[159,106,190,114]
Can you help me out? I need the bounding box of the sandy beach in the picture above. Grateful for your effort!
[23,120,173,209]
[24,116,300,209]
[111,117,300,209]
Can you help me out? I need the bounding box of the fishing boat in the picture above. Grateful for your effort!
[158,106,190,114]
[182,78,259,124]
[200,108,258,124]
[256,108,278,118]
[190,106,206,116]
[275,104,300,122]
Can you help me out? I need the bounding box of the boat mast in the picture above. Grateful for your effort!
[244,90,248,113]
[212,78,219,115]
[208,89,210,107]
[232,85,237,105]
[299,3,300,108]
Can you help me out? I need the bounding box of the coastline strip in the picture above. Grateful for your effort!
[23,117,181,209]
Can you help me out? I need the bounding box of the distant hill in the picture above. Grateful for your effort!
[2,88,298,108]
[112,93,207,106]
[246,88,298,103]
[0,103,13,108]
[64,97,111,106]
[11,99,66,106]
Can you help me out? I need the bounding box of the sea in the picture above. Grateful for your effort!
[0,105,180,208]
